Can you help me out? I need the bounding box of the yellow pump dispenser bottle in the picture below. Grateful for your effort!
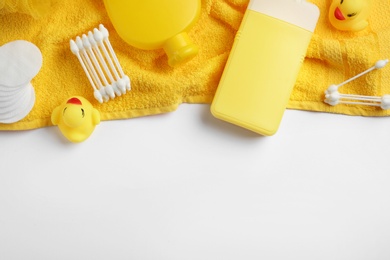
[103,0,201,67]
[211,0,319,136]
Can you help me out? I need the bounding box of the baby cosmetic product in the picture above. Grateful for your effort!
[103,0,201,67]
[211,0,319,136]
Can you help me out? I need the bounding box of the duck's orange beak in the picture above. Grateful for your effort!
[334,7,345,20]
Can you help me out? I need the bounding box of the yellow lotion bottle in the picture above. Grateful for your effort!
[103,0,201,67]
[211,0,319,136]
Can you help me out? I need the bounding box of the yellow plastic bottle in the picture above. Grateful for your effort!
[103,0,201,67]
[211,0,319,136]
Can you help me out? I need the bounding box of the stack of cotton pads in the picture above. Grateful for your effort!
[0,40,42,124]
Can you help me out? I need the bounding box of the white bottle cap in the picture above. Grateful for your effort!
[248,0,320,32]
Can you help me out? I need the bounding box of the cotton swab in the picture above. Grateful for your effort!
[94,25,130,93]
[82,34,116,99]
[70,24,131,103]
[77,35,110,102]
[87,31,121,97]
[324,59,390,109]
[98,25,130,89]
[70,39,103,103]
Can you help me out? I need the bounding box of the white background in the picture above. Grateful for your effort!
[1,104,390,260]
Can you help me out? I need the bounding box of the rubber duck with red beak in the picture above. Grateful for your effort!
[51,96,100,143]
[329,0,370,31]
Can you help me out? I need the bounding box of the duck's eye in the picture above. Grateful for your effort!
[81,108,85,118]
[340,0,344,4]
[347,12,357,17]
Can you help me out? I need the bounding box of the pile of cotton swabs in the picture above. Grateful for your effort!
[324,59,390,109]
[70,24,131,103]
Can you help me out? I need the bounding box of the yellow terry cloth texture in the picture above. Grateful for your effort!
[0,0,389,131]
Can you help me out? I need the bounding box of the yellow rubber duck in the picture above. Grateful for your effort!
[51,96,100,143]
[329,0,370,31]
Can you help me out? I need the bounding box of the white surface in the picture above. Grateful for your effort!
[1,104,390,260]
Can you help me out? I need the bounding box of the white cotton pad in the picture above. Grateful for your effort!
[0,83,35,124]
[0,86,26,102]
[0,84,31,113]
[0,82,26,94]
[0,40,42,87]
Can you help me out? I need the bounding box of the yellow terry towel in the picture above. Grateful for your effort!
[0,0,389,131]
